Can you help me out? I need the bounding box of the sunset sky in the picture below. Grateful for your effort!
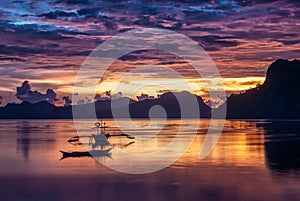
[0,0,299,105]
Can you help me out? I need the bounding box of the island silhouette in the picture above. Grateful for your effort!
[0,59,299,119]
[217,59,300,119]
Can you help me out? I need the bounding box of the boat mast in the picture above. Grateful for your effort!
[99,119,108,134]
[95,121,101,135]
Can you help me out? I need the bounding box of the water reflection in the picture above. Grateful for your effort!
[16,121,32,159]
[257,121,300,174]
[2,120,300,201]
[11,119,300,176]
[16,121,56,159]
[197,120,266,168]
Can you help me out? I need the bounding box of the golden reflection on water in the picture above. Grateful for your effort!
[2,119,300,201]
[1,119,300,177]
[174,120,266,169]
[202,120,265,167]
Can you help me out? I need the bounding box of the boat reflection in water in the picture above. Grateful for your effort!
[60,120,135,160]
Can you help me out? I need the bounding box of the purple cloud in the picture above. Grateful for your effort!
[0,0,299,104]
[16,80,58,104]
[63,96,72,106]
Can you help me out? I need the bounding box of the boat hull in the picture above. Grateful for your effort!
[60,147,113,158]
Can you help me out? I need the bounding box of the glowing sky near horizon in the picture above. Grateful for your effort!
[0,0,299,105]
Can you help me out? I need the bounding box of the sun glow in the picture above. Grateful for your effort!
[72,76,266,100]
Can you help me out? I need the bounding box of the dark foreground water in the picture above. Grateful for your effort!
[0,119,300,201]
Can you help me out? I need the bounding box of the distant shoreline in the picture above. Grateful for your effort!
[1,117,300,121]
[1,59,300,120]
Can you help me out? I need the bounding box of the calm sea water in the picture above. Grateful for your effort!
[0,119,300,201]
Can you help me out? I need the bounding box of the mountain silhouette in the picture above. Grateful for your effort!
[216,59,300,118]
[129,91,211,118]
[1,59,299,119]
[0,91,211,119]
[0,101,55,119]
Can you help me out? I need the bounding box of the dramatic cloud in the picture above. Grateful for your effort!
[76,99,85,105]
[62,96,72,106]
[94,91,123,101]
[39,11,77,19]
[0,95,2,105]
[16,81,58,104]
[0,0,299,103]
[94,94,101,101]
